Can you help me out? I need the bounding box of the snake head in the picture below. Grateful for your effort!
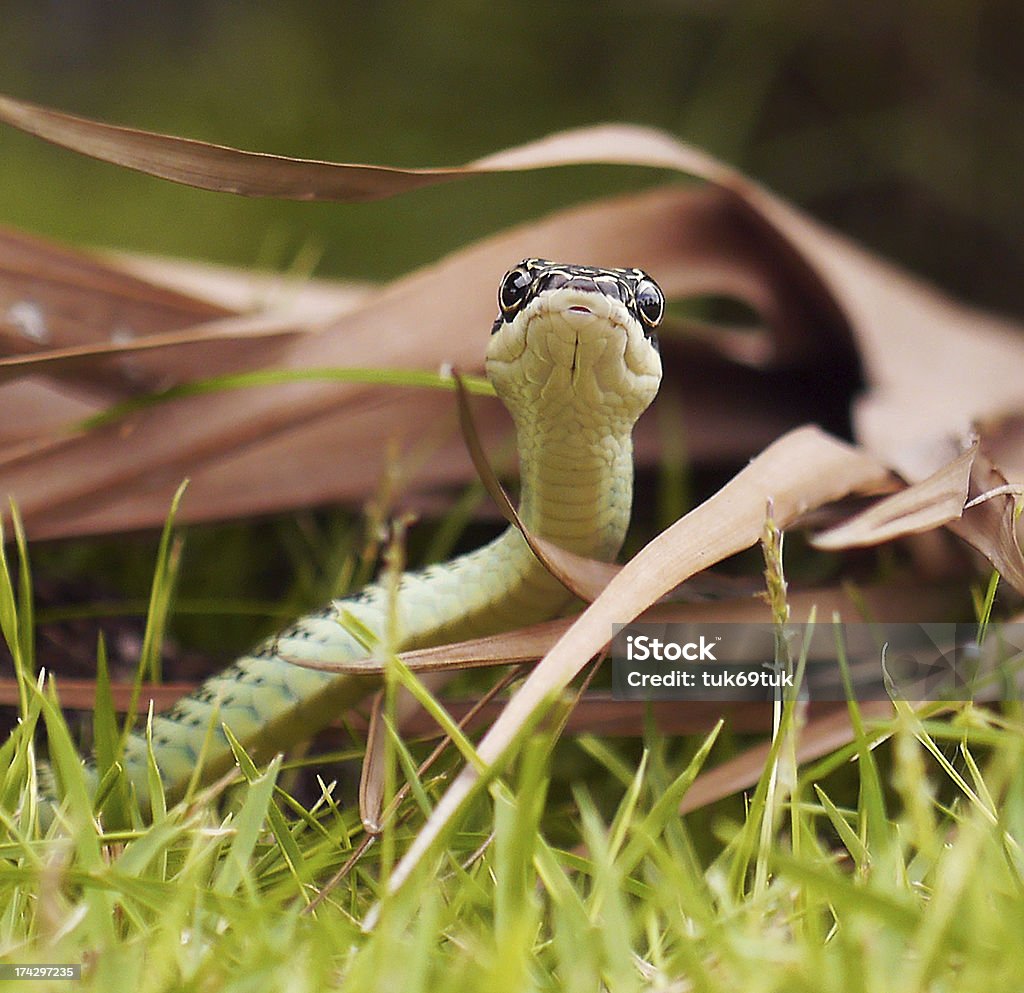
[486,259,663,423]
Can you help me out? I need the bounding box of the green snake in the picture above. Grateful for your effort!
[50,259,664,818]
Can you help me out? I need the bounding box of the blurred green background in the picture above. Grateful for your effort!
[1,0,1022,315]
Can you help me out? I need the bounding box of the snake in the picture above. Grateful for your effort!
[42,259,664,820]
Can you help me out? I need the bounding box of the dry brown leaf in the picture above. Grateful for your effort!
[0,311,304,391]
[358,692,387,833]
[0,232,366,407]
[106,252,372,319]
[0,94,721,203]
[452,374,619,602]
[0,227,312,465]
[0,679,192,711]
[975,415,1024,481]
[0,225,242,447]
[287,617,572,678]
[812,439,975,550]
[4,185,822,539]
[4,90,1021,415]
[677,161,1024,481]
[0,226,233,371]
[948,444,1024,593]
[0,99,858,539]
[677,701,899,814]
[378,425,891,899]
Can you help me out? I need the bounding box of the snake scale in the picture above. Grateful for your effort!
[43,259,664,821]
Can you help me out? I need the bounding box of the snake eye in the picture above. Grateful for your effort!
[635,278,664,329]
[499,266,534,315]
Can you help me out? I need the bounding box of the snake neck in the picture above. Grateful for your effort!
[512,405,636,563]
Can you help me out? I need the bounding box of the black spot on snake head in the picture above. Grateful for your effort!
[535,270,569,294]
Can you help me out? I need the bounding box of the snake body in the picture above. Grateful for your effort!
[59,260,664,816]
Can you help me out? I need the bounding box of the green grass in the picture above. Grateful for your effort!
[3,509,1024,991]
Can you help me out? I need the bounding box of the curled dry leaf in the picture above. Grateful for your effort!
[0,225,319,468]
[0,310,304,395]
[812,439,977,550]
[975,414,1024,481]
[0,93,721,202]
[811,425,1024,595]
[948,444,1024,594]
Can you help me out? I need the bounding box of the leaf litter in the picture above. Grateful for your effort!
[0,93,1022,902]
